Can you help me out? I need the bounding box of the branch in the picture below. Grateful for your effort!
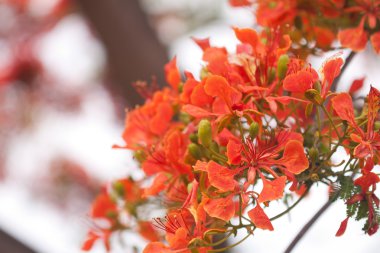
[76,0,168,107]
[284,199,333,253]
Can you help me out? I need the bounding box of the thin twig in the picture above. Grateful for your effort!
[285,170,359,253]
[284,200,333,253]
[330,51,356,92]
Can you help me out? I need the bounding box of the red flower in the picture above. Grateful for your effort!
[204,195,236,221]
[338,23,368,52]
[256,0,297,27]
[248,203,274,231]
[165,57,181,90]
[332,87,380,160]
[338,0,380,53]
[119,89,175,149]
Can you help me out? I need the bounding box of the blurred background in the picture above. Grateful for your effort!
[0,0,379,253]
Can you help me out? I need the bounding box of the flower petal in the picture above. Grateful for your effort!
[258,176,286,203]
[280,140,309,174]
[226,140,242,165]
[165,57,181,89]
[207,161,238,192]
[248,204,274,231]
[204,195,235,221]
[283,70,314,93]
[370,32,380,54]
[335,217,349,237]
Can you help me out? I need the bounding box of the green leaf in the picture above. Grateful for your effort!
[346,202,358,217]
[339,176,355,200]
[355,200,369,221]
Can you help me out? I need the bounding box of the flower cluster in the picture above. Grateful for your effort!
[83,1,380,252]
[232,0,380,56]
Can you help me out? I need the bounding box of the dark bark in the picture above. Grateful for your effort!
[0,229,36,253]
[76,0,168,107]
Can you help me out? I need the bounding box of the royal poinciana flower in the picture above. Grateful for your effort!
[332,87,380,161]
[231,0,380,55]
[338,0,380,53]
[83,2,380,252]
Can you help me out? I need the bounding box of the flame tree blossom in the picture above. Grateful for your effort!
[83,1,380,252]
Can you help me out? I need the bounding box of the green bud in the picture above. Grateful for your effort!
[277,54,289,80]
[314,81,322,93]
[320,143,330,154]
[210,141,219,153]
[198,119,212,147]
[134,150,146,163]
[249,122,260,139]
[189,133,198,143]
[113,181,125,197]
[178,82,184,93]
[375,121,380,131]
[269,1,277,9]
[188,143,202,159]
[309,147,318,162]
[305,103,314,117]
[179,112,191,124]
[267,67,276,84]
[310,173,319,182]
[305,89,323,105]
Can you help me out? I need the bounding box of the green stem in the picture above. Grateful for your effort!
[270,186,311,221]
[321,105,340,139]
[209,232,253,253]
[204,231,234,247]
[207,147,228,163]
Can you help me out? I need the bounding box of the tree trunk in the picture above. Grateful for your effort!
[76,0,168,107]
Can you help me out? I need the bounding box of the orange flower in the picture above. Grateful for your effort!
[165,57,181,90]
[142,128,192,177]
[90,192,117,220]
[120,89,174,149]
[256,0,297,27]
[248,203,274,231]
[338,24,368,52]
[229,0,252,7]
[203,195,236,221]
[332,87,380,160]
[257,176,287,203]
[371,32,380,53]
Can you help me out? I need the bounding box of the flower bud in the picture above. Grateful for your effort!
[305,103,314,117]
[309,147,318,162]
[179,112,191,124]
[113,181,125,197]
[210,141,220,153]
[277,54,289,80]
[375,121,380,131]
[314,81,322,93]
[198,119,212,147]
[311,173,319,182]
[188,143,202,159]
[305,89,323,105]
[249,122,259,139]
[189,133,198,143]
[267,67,276,84]
[134,150,146,163]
